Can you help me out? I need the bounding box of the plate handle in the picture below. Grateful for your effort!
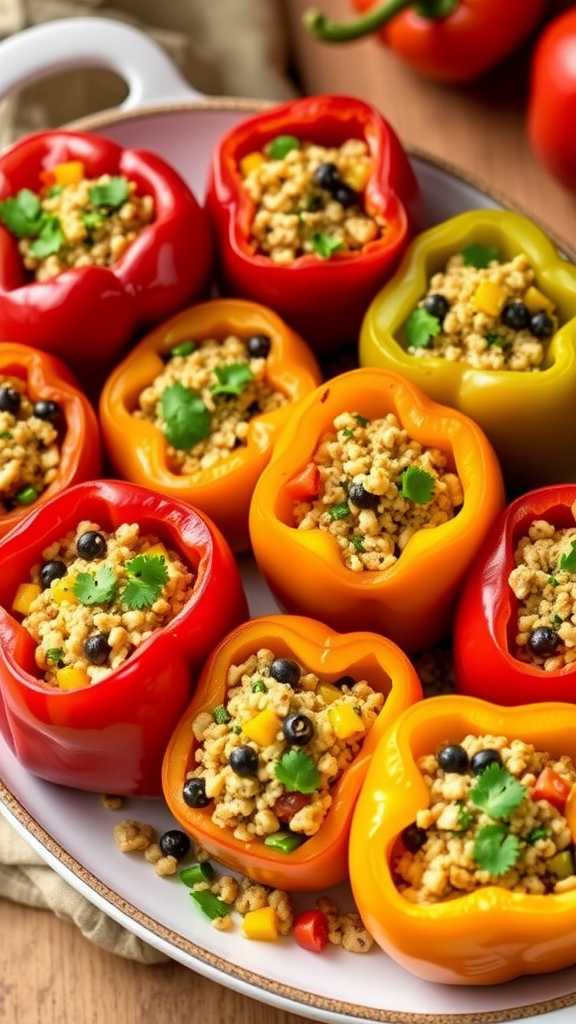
[0,16,203,112]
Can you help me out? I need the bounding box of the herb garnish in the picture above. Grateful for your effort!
[0,188,43,237]
[329,502,350,521]
[73,566,118,606]
[210,363,254,397]
[274,749,321,793]
[188,888,231,921]
[405,307,441,349]
[161,381,211,451]
[469,761,526,875]
[462,243,500,268]
[121,554,169,610]
[312,231,344,259]
[88,176,130,209]
[558,539,576,574]
[473,823,520,876]
[401,465,436,504]
[268,134,300,160]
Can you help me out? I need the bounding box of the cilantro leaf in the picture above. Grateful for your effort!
[73,566,118,606]
[189,889,231,921]
[486,333,507,348]
[88,176,129,209]
[455,801,472,831]
[210,363,254,397]
[401,465,436,504]
[405,307,441,349]
[268,134,300,159]
[462,243,500,268]
[329,501,350,521]
[0,189,43,237]
[312,232,344,259]
[274,749,321,793]
[469,761,526,820]
[121,554,169,610]
[82,210,105,233]
[28,215,65,258]
[473,823,520,875]
[161,381,211,451]
[558,539,576,574]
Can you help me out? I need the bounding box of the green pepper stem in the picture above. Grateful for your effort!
[303,0,452,43]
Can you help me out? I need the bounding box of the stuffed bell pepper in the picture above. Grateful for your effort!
[350,693,576,985]
[99,298,323,552]
[249,367,505,653]
[162,613,423,891]
[454,483,576,706]
[0,130,214,385]
[206,93,423,354]
[0,479,248,797]
[0,342,101,539]
[359,209,576,493]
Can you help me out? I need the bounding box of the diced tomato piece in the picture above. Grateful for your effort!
[533,765,572,810]
[284,462,320,502]
[293,908,329,952]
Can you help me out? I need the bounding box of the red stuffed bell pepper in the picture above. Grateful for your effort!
[0,130,214,385]
[527,6,576,194]
[454,484,576,706]
[304,1,547,84]
[206,94,423,354]
[0,479,248,797]
[0,342,102,539]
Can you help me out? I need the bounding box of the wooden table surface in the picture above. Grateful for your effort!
[3,3,576,1022]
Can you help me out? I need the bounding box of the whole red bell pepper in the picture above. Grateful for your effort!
[0,130,214,385]
[304,1,547,84]
[527,6,576,194]
[0,342,102,539]
[0,479,248,797]
[453,484,576,706]
[205,94,423,354]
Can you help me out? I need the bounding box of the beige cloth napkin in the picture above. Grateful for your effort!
[0,0,297,960]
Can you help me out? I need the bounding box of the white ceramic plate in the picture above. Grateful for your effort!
[1,18,576,1024]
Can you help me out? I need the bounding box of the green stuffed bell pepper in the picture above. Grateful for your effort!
[359,209,576,494]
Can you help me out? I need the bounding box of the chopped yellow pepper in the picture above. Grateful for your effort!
[328,703,366,740]
[472,279,508,317]
[241,707,281,747]
[316,682,342,705]
[242,905,279,941]
[239,151,266,177]
[52,160,85,185]
[56,665,90,690]
[145,543,169,560]
[522,284,555,315]
[11,582,41,615]
[51,574,78,605]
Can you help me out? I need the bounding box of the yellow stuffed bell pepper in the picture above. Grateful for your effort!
[359,209,576,493]
[249,367,504,653]
[349,694,576,985]
[99,298,322,552]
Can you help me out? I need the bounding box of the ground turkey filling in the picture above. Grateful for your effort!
[292,411,463,571]
[509,518,576,671]
[186,649,384,845]
[17,520,194,688]
[0,167,154,282]
[134,333,287,475]
[239,135,385,264]
[395,733,576,904]
[0,375,61,514]
[404,248,557,370]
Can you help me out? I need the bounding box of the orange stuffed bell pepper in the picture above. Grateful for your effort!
[249,367,505,653]
[350,693,576,985]
[162,613,422,891]
[0,342,101,539]
[359,209,576,494]
[99,298,322,552]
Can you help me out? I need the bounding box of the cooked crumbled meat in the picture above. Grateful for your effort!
[134,334,286,474]
[509,519,576,671]
[187,648,384,842]
[395,733,576,904]
[0,375,60,512]
[241,137,384,263]
[405,251,556,370]
[293,410,463,571]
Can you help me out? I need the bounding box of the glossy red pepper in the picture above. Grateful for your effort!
[0,130,214,385]
[454,484,576,706]
[304,1,546,84]
[0,342,102,539]
[205,94,423,354]
[293,909,330,952]
[0,479,248,797]
[527,7,576,194]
